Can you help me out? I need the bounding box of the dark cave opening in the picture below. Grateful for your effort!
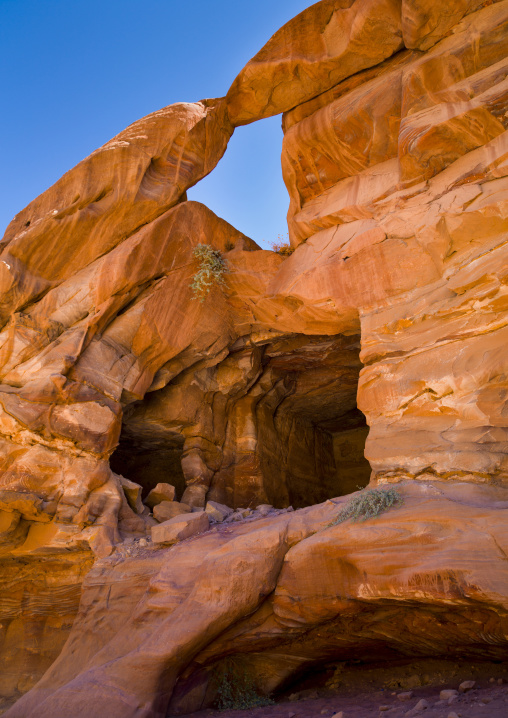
[109,333,372,509]
[251,333,372,508]
[110,424,186,501]
[275,655,508,704]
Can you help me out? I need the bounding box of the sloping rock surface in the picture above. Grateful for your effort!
[6,482,508,717]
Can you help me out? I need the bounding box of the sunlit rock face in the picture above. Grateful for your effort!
[280,0,508,482]
[1,0,508,715]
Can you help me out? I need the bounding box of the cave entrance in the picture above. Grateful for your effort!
[109,419,186,501]
[253,334,371,509]
[109,332,371,510]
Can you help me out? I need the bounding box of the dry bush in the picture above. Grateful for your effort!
[329,487,403,526]
[271,233,294,256]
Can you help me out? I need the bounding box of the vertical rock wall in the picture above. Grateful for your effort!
[274,0,508,484]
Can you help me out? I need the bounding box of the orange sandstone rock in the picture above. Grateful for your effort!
[145,483,176,509]
[226,0,404,125]
[1,0,508,713]
[152,501,190,522]
[151,510,209,544]
[0,99,232,326]
[401,0,491,51]
[6,482,508,718]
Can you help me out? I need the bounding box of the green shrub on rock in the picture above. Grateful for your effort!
[190,243,228,302]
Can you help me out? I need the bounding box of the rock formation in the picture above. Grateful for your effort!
[1,0,508,715]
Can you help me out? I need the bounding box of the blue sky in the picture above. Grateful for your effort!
[1,0,312,248]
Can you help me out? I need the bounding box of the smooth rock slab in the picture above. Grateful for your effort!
[151,511,209,545]
[6,483,508,718]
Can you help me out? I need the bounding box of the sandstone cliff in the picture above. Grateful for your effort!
[1,0,508,715]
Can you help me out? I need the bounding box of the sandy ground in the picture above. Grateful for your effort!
[185,658,508,718]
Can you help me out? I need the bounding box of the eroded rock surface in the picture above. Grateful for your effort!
[6,482,508,718]
[1,0,508,713]
[226,0,404,125]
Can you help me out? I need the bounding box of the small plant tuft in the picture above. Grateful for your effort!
[271,232,295,256]
[212,656,274,711]
[190,243,228,302]
[329,487,403,526]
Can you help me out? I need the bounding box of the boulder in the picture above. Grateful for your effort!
[120,477,144,515]
[409,698,429,714]
[224,511,245,523]
[440,690,458,700]
[459,680,475,693]
[145,483,176,509]
[180,484,207,509]
[205,501,232,522]
[151,511,209,545]
[398,692,414,701]
[153,501,191,523]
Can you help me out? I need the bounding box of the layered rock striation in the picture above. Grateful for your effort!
[7,481,508,718]
[1,0,508,715]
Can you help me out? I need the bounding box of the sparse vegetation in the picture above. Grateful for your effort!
[212,656,274,711]
[329,487,403,526]
[190,243,228,302]
[271,232,295,256]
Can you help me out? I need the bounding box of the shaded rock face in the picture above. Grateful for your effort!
[0,554,92,707]
[112,332,370,510]
[1,0,508,715]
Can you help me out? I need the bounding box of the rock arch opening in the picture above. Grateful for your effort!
[187,115,289,249]
[110,332,371,509]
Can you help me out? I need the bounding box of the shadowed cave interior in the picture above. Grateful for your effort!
[111,335,370,508]
[110,333,372,509]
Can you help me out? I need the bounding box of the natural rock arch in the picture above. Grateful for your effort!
[1,0,508,715]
